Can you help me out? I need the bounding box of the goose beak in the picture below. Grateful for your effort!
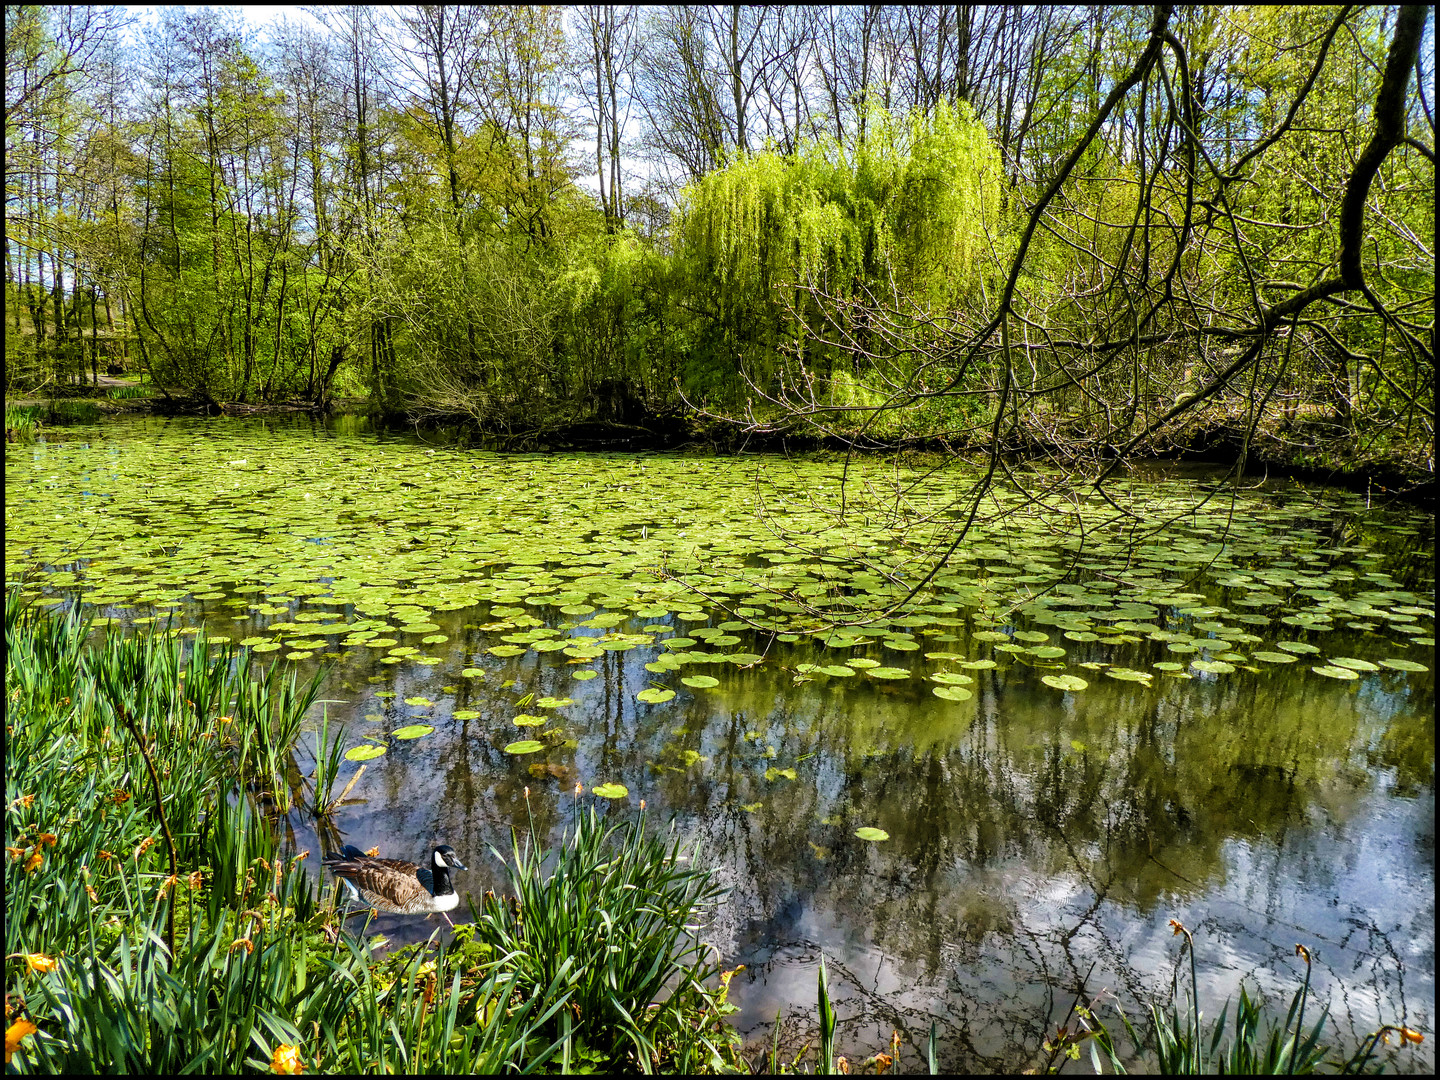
[449,855,468,871]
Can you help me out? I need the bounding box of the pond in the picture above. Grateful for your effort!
[6,415,1434,1072]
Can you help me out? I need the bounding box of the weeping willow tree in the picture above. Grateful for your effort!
[668,101,1003,418]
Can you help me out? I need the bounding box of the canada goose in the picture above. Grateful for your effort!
[323,844,468,927]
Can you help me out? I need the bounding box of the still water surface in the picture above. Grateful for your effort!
[6,416,1433,1071]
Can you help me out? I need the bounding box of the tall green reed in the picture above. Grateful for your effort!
[474,796,736,1071]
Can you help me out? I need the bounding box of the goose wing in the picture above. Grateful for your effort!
[322,855,433,912]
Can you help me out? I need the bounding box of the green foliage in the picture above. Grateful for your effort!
[669,102,1004,410]
[474,799,738,1071]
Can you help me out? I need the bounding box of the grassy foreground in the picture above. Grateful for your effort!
[3,591,743,1073]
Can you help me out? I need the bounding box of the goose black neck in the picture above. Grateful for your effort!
[430,863,454,895]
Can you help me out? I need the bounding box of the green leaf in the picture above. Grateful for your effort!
[392,724,434,739]
[503,740,545,754]
[344,744,386,762]
[636,688,676,704]
[591,782,628,799]
[1041,674,1088,691]
[1379,658,1429,672]
[681,675,720,688]
[932,685,973,702]
[854,827,889,841]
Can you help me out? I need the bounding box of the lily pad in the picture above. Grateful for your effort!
[1326,657,1379,672]
[867,666,911,680]
[1311,665,1360,680]
[1190,659,1236,674]
[1105,668,1153,683]
[503,739,545,754]
[1041,674,1088,691]
[681,675,720,688]
[344,744,387,762]
[636,688,676,704]
[932,685,973,702]
[592,782,629,799]
[854,827,890,841]
[1251,651,1298,663]
[1378,658,1429,672]
[392,724,435,740]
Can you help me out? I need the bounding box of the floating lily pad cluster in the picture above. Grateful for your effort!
[4,420,1433,704]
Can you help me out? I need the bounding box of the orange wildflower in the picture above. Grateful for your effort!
[188,870,204,890]
[6,1018,39,1064]
[36,834,57,848]
[23,955,56,973]
[270,1043,303,1074]
[229,938,254,955]
[23,851,43,875]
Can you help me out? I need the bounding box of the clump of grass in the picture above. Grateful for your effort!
[1038,920,1424,1074]
[472,793,742,1072]
[106,385,151,400]
[6,404,42,441]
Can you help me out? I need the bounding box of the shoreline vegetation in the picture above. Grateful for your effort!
[6,393,1431,510]
[6,6,1433,510]
[5,594,1424,1074]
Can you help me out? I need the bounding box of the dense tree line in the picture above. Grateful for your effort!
[4,5,1433,476]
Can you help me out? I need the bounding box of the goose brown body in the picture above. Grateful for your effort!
[323,844,467,916]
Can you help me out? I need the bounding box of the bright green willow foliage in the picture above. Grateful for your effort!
[671,102,1003,409]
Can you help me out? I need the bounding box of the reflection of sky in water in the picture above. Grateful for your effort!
[7,418,1434,1072]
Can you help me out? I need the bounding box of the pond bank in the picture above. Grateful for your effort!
[9,386,1433,508]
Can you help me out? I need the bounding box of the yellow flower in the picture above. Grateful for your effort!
[24,954,57,973]
[189,870,204,890]
[230,938,254,955]
[160,874,179,894]
[85,885,99,903]
[1400,1026,1424,1044]
[5,846,26,861]
[364,847,379,858]
[1295,943,1311,963]
[1169,918,1186,936]
[216,715,233,725]
[574,782,583,797]
[11,794,35,809]
[719,964,745,991]
[23,850,43,875]
[6,1018,39,1064]
[270,1043,304,1074]
[36,834,57,847]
